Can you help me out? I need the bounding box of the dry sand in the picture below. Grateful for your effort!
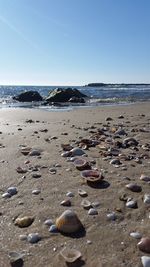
[0,102,150,267]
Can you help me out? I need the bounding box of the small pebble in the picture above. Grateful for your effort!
[19,234,27,241]
[107,212,117,221]
[60,199,71,207]
[7,187,17,196]
[130,232,142,239]
[2,192,11,198]
[27,233,41,243]
[144,194,150,204]
[32,173,41,178]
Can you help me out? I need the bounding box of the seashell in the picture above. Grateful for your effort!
[110,158,121,165]
[29,149,41,156]
[126,200,137,208]
[7,187,17,196]
[81,199,92,210]
[138,237,150,253]
[66,192,74,197]
[125,183,142,192]
[88,208,98,215]
[61,151,72,157]
[16,167,27,173]
[81,169,103,183]
[32,172,41,178]
[44,219,53,226]
[73,158,90,170]
[107,212,117,221]
[49,167,57,174]
[60,247,82,263]
[61,144,73,151]
[78,189,88,197]
[70,147,85,156]
[60,199,71,207]
[2,192,11,198]
[21,147,31,155]
[15,216,34,228]
[141,256,150,267]
[130,232,142,239]
[32,189,41,195]
[144,194,150,204]
[140,174,150,182]
[56,210,83,234]
[92,201,100,208]
[27,233,41,243]
[49,224,58,233]
[123,137,138,146]
[9,251,24,264]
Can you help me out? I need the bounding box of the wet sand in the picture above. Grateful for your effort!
[0,102,150,267]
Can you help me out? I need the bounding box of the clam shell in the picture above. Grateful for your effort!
[73,158,90,170]
[15,216,34,228]
[60,247,81,263]
[81,199,92,210]
[21,147,31,155]
[81,170,103,183]
[138,237,150,253]
[140,174,150,182]
[125,183,142,192]
[56,210,83,234]
[60,248,82,263]
[141,256,150,267]
[78,189,88,197]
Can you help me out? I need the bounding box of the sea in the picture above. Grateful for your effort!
[0,84,150,111]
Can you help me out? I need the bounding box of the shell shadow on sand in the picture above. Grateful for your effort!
[87,179,110,189]
[60,226,86,239]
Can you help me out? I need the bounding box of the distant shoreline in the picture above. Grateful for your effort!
[85,83,150,87]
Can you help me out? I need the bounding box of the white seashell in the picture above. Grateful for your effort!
[78,189,88,197]
[44,219,53,226]
[144,194,150,204]
[66,192,74,197]
[7,187,17,196]
[126,200,137,208]
[140,174,150,182]
[107,212,117,221]
[60,247,82,263]
[141,256,150,267]
[27,233,41,243]
[2,192,11,198]
[130,232,142,239]
[32,189,41,195]
[29,150,41,156]
[81,199,92,210]
[56,210,83,234]
[70,147,85,156]
[9,251,24,263]
[88,208,98,215]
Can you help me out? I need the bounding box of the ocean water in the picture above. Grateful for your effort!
[0,84,150,111]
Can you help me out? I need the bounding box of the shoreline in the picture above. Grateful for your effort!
[0,102,150,267]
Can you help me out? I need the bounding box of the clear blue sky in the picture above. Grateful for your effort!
[0,0,150,85]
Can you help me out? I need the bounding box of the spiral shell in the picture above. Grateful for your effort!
[56,210,83,234]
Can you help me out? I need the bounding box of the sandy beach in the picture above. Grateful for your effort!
[0,102,150,267]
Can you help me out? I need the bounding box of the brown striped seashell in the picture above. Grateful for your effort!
[60,247,82,263]
[56,210,83,234]
[15,216,34,228]
[138,237,150,253]
[81,170,103,183]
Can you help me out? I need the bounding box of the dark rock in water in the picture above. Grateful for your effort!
[68,97,85,103]
[13,91,43,102]
[45,88,87,103]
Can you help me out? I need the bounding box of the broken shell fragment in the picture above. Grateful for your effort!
[60,247,82,263]
[81,199,92,210]
[56,210,83,234]
[15,216,34,228]
[81,169,103,183]
[78,189,88,197]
